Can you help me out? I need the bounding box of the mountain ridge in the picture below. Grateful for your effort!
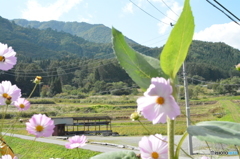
[12,19,137,44]
[0,16,240,81]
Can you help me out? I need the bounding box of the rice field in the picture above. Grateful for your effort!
[3,95,240,136]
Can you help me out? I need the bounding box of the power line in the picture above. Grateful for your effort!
[146,0,176,22]
[206,0,240,26]
[3,45,162,77]
[213,0,240,21]
[129,0,169,25]
[161,0,179,17]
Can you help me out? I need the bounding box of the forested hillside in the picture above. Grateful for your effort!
[0,16,240,97]
[12,19,137,44]
[186,40,240,81]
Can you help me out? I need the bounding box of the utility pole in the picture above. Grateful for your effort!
[182,62,193,155]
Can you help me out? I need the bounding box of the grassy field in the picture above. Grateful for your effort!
[3,95,240,136]
[1,95,240,158]
[2,136,100,159]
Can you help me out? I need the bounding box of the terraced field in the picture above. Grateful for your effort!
[4,97,239,136]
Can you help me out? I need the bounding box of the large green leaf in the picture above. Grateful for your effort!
[160,0,194,79]
[187,121,240,146]
[112,27,165,90]
[90,150,139,159]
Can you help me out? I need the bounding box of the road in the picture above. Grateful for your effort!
[4,133,239,159]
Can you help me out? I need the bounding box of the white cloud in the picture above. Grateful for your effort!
[194,22,240,50]
[79,14,92,23]
[22,0,83,21]
[122,2,134,14]
[80,17,90,23]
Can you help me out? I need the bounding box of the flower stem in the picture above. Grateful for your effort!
[139,117,191,158]
[0,104,9,135]
[167,117,175,159]
[137,120,151,134]
[28,83,38,99]
[76,148,81,158]
[21,137,36,158]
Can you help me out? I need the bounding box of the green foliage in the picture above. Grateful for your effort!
[28,98,55,104]
[212,76,240,95]
[4,136,100,159]
[187,121,240,146]
[90,150,139,159]
[112,27,164,90]
[160,0,194,79]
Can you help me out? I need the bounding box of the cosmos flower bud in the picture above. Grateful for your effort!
[5,99,12,105]
[130,111,141,121]
[235,63,240,71]
[33,76,42,84]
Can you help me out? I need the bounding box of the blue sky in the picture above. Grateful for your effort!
[0,0,240,50]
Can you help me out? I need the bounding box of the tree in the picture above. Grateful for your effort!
[49,77,62,96]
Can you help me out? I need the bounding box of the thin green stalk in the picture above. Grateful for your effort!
[205,141,212,159]
[77,148,81,158]
[138,119,191,158]
[21,137,36,158]
[0,104,9,135]
[3,111,22,135]
[168,79,178,159]
[28,83,38,99]
[137,120,151,134]
[174,131,193,159]
[168,117,175,159]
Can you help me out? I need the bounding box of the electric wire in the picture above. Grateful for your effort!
[213,0,240,21]
[3,44,163,77]
[161,0,179,17]
[206,0,240,26]
[129,0,169,25]
[8,32,169,75]
[146,0,176,22]
[140,31,170,44]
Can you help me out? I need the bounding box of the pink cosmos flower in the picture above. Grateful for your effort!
[201,156,209,159]
[137,77,180,124]
[1,155,18,159]
[139,134,168,159]
[14,98,30,111]
[65,135,87,149]
[26,114,55,138]
[0,81,21,105]
[0,43,17,71]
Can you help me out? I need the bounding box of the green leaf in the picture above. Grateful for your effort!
[90,150,139,159]
[187,121,240,146]
[160,0,194,79]
[112,27,165,90]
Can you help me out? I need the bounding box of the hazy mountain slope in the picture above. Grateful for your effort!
[13,19,137,44]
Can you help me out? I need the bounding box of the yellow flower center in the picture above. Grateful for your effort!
[35,125,44,132]
[2,93,11,100]
[19,104,25,109]
[151,152,159,159]
[156,97,164,105]
[2,93,8,98]
[0,56,5,62]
